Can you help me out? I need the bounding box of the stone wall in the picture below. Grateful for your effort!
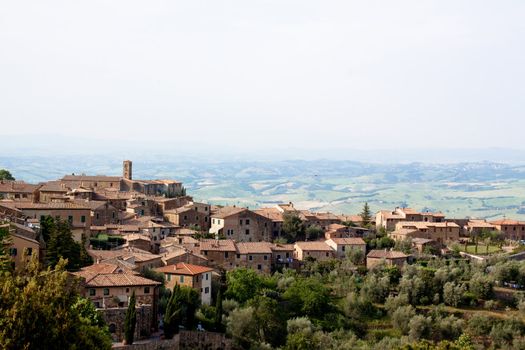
[101,305,154,342]
[112,331,231,350]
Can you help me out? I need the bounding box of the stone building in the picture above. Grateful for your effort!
[198,239,237,271]
[155,263,214,305]
[325,237,366,259]
[209,206,272,242]
[293,241,334,261]
[366,249,408,269]
[235,242,273,274]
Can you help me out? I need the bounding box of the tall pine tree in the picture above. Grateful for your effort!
[360,202,372,228]
[124,291,137,345]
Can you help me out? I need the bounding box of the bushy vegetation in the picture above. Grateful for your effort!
[200,255,525,349]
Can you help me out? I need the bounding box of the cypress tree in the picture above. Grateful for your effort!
[124,291,137,345]
[164,285,183,339]
[360,202,372,227]
[214,288,223,332]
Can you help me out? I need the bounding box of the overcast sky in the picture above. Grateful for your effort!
[1,1,524,156]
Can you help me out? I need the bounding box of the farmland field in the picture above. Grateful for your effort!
[2,156,525,220]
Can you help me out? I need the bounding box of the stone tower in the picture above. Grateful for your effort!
[123,160,132,180]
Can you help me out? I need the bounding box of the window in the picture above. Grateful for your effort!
[249,255,253,261]
[326,252,329,257]
[96,213,99,220]
[81,215,86,223]
[180,276,184,283]
[112,212,116,219]
[264,255,268,260]
[239,219,243,225]
[245,219,250,225]
[205,287,209,294]
[236,254,240,259]
[195,276,199,282]
[144,287,150,294]
[258,264,262,270]
[245,229,250,235]
[103,288,109,296]
[68,215,73,223]
[205,217,208,222]
[126,288,130,293]
[342,246,346,251]
[109,324,116,333]
[9,248,17,256]
[26,248,33,256]
[140,210,144,216]
[184,215,188,220]
[89,289,96,296]
[225,252,229,258]
[205,207,208,211]
[168,274,171,281]
[205,273,209,280]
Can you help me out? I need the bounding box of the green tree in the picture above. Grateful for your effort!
[305,225,323,240]
[283,277,331,319]
[124,291,137,345]
[214,288,224,331]
[282,212,305,242]
[164,285,183,339]
[226,268,264,303]
[0,169,15,181]
[44,216,89,271]
[0,225,13,272]
[226,306,259,349]
[249,295,287,347]
[359,202,372,227]
[0,258,112,349]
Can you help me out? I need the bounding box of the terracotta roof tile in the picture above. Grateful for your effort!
[155,263,213,275]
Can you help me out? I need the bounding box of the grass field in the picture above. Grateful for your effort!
[460,244,502,255]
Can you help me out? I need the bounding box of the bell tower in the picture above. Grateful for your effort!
[123,160,132,180]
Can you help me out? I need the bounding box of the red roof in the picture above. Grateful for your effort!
[155,263,213,276]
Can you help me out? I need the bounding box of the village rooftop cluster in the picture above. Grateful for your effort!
[0,160,522,342]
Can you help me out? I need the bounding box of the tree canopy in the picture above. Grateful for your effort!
[0,258,112,349]
[0,169,14,181]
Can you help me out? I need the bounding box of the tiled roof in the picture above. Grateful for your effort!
[490,219,525,225]
[211,206,247,219]
[467,220,496,228]
[254,208,284,222]
[236,242,273,254]
[270,243,295,251]
[74,271,160,287]
[88,248,161,263]
[14,202,91,210]
[199,239,237,252]
[38,181,69,192]
[326,223,347,231]
[155,263,213,276]
[62,175,121,182]
[328,237,366,245]
[367,249,408,259]
[295,241,333,251]
[0,181,40,193]
[124,234,151,242]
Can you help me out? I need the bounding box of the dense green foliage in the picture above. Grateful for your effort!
[0,225,12,272]
[0,169,15,181]
[210,254,525,349]
[0,258,112,350]
[163,284,201,339]
[282,212,305,242]
[42,216,92,271]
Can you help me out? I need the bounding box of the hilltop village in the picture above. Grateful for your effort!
[2,160,525,349]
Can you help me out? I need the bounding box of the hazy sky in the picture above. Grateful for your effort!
[1,1,524,154]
